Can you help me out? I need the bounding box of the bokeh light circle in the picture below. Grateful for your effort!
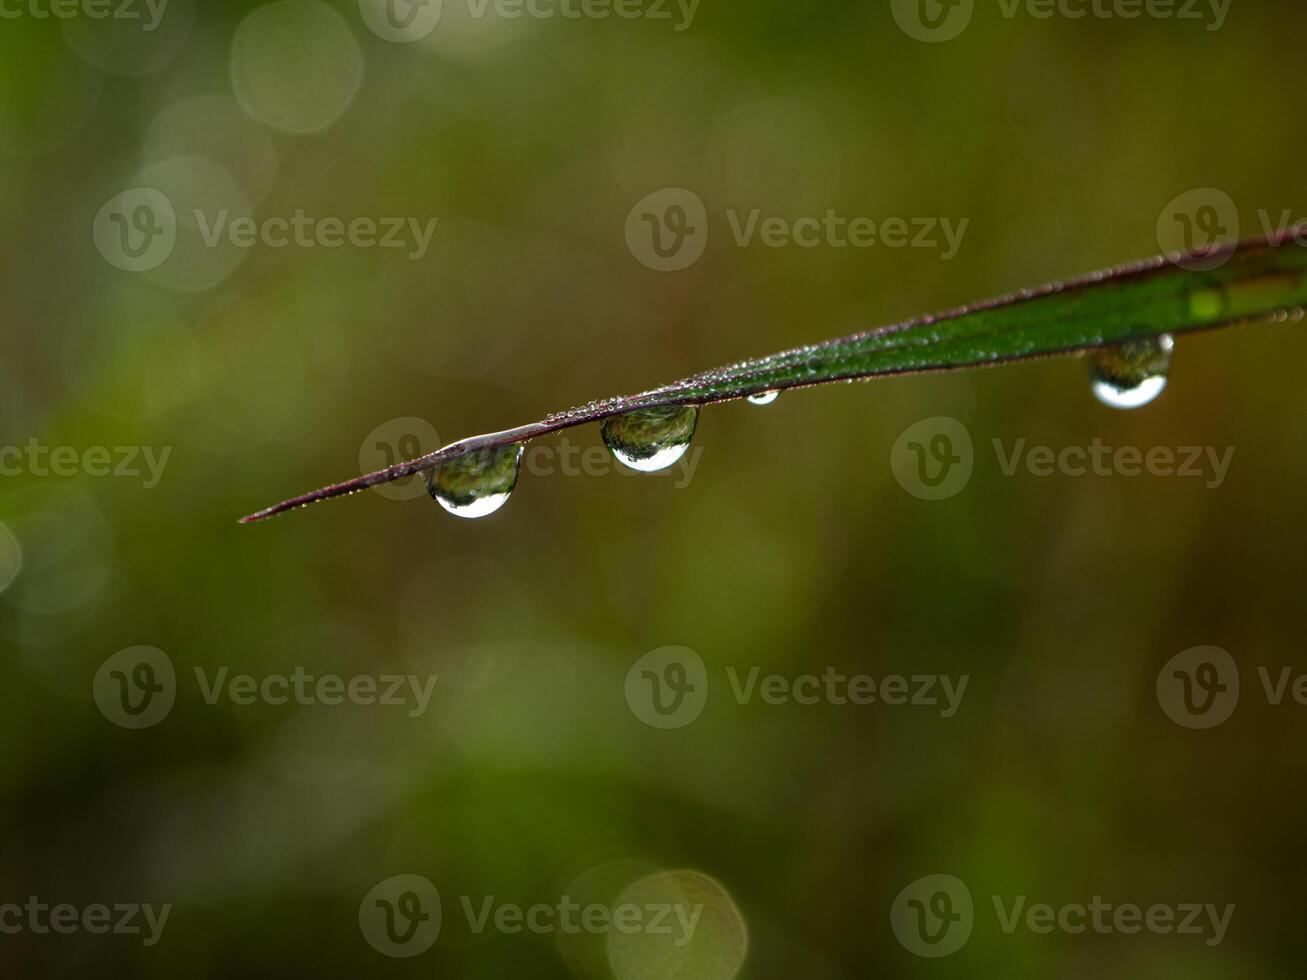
[607,870,747,980]
[231,0,364,134]
[146,94,281,206]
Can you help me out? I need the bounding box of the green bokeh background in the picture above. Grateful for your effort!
[3,0,1306,975]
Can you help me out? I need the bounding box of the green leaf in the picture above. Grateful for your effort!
[241,229,1307,524]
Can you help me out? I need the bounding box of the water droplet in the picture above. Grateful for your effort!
[426,443,524,518]
[746,390,779,406]
[1089,334,1174,410]
[601,406,699,473]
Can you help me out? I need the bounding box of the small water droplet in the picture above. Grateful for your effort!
[1089,334,1174,410]
[747,390,779,406]
[601,405,699,473]
[426,443,524,518]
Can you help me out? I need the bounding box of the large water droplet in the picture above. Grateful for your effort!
[426,443,524,518]
[1089,334,1174,410]
[601,405,699,473]
[747,389,779,406]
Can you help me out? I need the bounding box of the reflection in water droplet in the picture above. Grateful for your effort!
[601,406,699,473]
[426,444,524,518]
[1089,334,1174,410]
[746,390,779,406]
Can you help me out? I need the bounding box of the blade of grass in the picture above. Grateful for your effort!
[242,227,1307,524]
